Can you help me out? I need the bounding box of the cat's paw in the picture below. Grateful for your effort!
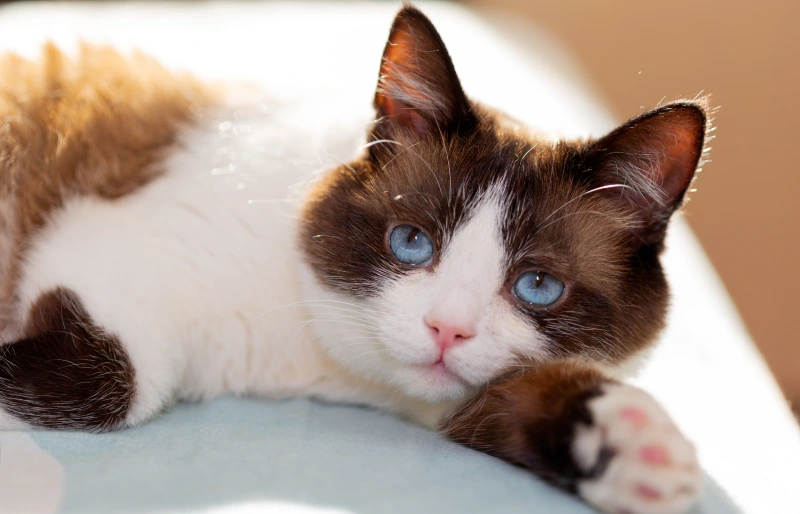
[573,384,701,514]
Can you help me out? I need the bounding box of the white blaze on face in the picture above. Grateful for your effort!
[425,199,505,336]
[372,192,551,402]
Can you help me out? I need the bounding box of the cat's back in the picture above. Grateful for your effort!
[1,45,361,404]
[0,44,212,233]
[0,45,211,328]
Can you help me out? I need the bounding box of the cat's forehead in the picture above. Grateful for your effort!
[373,123,586,233]
[378,109,582,190]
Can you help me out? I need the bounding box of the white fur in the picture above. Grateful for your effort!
[575,384,702,514]
[12,97,377,426]
[303,194,550,404]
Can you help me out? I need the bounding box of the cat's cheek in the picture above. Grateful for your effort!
[373,277,439,366]
[378,322,438,368]
[295,264,392,376]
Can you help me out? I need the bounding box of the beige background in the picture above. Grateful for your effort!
[468,0,800,408]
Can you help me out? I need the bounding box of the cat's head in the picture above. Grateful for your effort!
[299,6,709,402]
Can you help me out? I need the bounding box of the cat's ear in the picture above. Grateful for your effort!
[584,102,709,247]
[373,6,474,140]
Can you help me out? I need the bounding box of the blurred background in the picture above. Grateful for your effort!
[466,0,800,413]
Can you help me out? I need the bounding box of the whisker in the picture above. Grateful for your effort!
[406,146,444,197]
[304,311,382,325]
[329,348,390,375]
[535,209,624,235]
[519,143,538,163]
[299,318,380,331]
[433,116,453,201]
[319,339,380,358]
[381,141,422,171]
[312,330,380,339]
[540,184,633,225]
[361,139,403,149]
[303,305,384,321]
[250,299,389,323]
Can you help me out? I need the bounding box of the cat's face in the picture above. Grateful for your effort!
[299,7,707,402]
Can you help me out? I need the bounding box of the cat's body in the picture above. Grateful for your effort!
[0,48,444,429]
[0,7,710,514]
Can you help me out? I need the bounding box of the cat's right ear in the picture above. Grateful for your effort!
[372,6,474,142]
[583,101,710,247]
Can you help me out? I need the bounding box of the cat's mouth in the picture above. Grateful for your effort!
[432,360,449,373]
[426,358,468,384]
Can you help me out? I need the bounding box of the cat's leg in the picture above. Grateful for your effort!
[0,288,170,431]
[441,360,701,514]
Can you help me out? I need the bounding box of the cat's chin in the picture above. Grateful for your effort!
[390,362,477,402]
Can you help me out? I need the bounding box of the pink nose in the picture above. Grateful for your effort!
[425,318,475,352]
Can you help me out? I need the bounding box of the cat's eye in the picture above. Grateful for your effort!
[389,224,434,266]
[512,271,564,307]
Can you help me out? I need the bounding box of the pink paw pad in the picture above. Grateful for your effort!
[620,406,649,429]
[640,444,671,466]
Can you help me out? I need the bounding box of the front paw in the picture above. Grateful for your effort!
[573,384,701,514]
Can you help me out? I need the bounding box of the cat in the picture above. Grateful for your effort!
[0,5,710,514]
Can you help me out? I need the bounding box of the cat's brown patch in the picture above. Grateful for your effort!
[0,44,215,330]
[0,287,135,431]
[441,359,611,492]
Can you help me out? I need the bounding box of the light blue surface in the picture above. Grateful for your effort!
[30,397,742,514]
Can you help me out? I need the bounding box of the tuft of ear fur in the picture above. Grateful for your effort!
[373,5,474,140]
[583,99,713,247]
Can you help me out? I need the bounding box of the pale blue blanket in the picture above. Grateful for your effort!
[10,398,741,514]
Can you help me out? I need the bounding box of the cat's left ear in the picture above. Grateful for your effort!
[373,6,474,140]
[583,102,709,247]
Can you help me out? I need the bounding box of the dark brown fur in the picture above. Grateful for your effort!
[441,360,612,492]
[0,288,135,431]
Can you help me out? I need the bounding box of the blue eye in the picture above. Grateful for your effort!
[512,271,564,307]
[389,224,434,266]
